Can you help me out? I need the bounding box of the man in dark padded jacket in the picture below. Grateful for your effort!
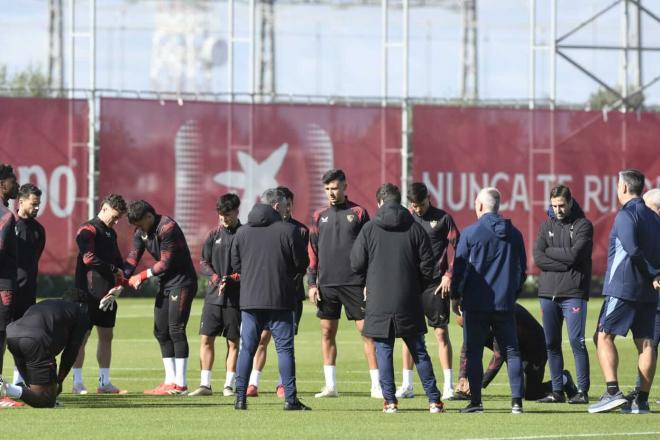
[534,185,592,404]
[231,188,310,411]
[350,183,443,414]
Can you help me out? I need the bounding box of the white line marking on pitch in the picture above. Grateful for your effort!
[463,432,660,440]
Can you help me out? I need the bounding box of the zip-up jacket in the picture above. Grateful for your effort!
[16,217,46,299]
[231,204,308,310]
[0,202,17,291]
[200,222,241,307]
[307,198,369,287]
[288,217,310,302]
[534,200,593,300]
[125,215,197,290]
[603,198,660,304]
[412,205,459,282]
[75,217,123,299]
[451,212,527,312]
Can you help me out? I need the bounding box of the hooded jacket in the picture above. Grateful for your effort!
[350,202,435,338]
[451,212,527,312]
[533,200,593,300]
[603,198,660,304]
[231,204,309,311]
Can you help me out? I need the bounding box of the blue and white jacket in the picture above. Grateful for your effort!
[603,198,660,305]
[451,212,527,312]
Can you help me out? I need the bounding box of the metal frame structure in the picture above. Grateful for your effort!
[381,0,411,199]
[68,0,96,220]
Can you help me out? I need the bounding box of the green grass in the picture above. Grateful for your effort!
[2,297,658,439]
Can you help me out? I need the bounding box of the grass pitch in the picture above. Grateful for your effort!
[1,297,658,440]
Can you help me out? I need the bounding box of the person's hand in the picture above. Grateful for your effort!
[435,275,451,298]
[113,269,125,285]
[451,298,462,316]
[456,377,470,396]
[308,286,320,305]
[129,271,149,289]
[219,276,228,296]
[99,286,123,312]
[653,276,660,290]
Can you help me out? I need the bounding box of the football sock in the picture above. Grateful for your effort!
[163,357,176,384]
[606,381,619,396]
[12,367,23,385]
[401,369,414,388]
[224,371,236,388]
[73,368,84,386]
[369,369,380,388]
[201,369,212,388]
[323,365,336,389]
[443,369,454,391]
[99,368,110,386]
[175,358,188,387]
[249,369,261,387]
[637,391,649,403]
[5,383,23,399]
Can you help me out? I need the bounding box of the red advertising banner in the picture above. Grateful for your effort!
[99,98,401,268]
[412,106,660,276]
[0,97,89,274]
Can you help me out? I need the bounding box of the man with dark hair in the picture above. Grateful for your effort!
[0,163,20,407]
[351,183,444,413]
[456,303,577,401]
[247,186,310,398]
[72,193,128,395]
[451,187,526,414]
[0,289,90,408]
[308,169,380,398]
[232,188,310,411]
[189,193,242,397]
[125,200,198,395]
[396,182,459,400]
[589,169,660,414]
[534,185,592,404]
[12,183,46,387]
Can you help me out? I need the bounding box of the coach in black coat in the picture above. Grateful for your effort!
[231,189,310,411]
[350,183,443,411]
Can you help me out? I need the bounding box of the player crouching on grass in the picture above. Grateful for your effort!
[0,289,90,408]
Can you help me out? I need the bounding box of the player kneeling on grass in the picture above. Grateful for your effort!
[350,183,444,414]
[0,289,90,408]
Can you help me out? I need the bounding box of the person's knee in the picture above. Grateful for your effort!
[320,323,337,340]
[169,325,187,343]
[200,335,214,349]
[154,326,171,344]
[569,335,587,352]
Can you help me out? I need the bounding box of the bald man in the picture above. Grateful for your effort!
[450,187,526,414]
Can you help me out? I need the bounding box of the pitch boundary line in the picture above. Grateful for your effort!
[463,432,660,440]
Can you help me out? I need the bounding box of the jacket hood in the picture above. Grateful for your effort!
[374,202,414,231]
[247,203,282,227]
[480,212,513,238]
[547,199,586,222]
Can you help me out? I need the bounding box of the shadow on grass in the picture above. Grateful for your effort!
[58,394,235,409]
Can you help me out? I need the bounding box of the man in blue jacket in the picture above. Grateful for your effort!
[231,188,310,411]
[589,170,660,414]
[450,187,526,414]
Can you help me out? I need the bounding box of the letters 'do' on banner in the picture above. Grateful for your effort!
[100,98,401,267]
[412,106,660,277]
[0,97,89,275]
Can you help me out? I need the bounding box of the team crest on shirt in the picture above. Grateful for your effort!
[430,220,438,229]
[321,216,329,223]
[346,214,355,223]
[215,238,222,244]
[105,231,111,238]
